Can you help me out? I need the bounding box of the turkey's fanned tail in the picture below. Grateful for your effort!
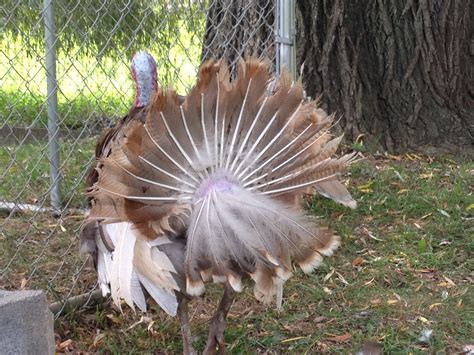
[88,58,355,307]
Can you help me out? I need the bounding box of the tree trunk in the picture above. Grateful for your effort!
[201,0,275,73]
[296,0,474,155]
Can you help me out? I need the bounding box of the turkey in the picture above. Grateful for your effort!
[83,54,357,354]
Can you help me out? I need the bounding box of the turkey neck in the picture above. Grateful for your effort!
[131,52,158,108]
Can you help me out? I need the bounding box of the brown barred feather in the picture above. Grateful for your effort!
[84,57,357,317]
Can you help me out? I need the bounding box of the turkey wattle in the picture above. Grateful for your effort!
[83,54,357,354]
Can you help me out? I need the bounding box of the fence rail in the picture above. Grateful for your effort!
[0,0,295,312]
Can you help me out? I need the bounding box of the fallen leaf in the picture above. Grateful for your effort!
[466,204,474,212]
[443,276,456,287]
[406,153,423,161]
[366,231,382,241]
[56,339,73,351]
[336,272,350,285]
[147,320,155,332]
[323,287,332,294]
[387,154,402,161]
[127,315,153,330]
[358,181,374,193]
[326,333,352,343]
[93,333,105,348]
[352,256,365,268]
[393,292,402,301]
[437,209,450,218]
[281,336,306,343]
[289,292,299,301]
[429,303,442,310]
[418,316,430,324]
[363,277,375,286]
[416,268,436,273]
[323,268,335,282]
[437,281,455,288]
[316,341,330,352]
[387,299,398,305]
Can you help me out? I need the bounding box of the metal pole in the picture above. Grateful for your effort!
[276,0,296,79]
[44,0,61,211]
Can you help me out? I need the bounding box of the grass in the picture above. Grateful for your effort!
[0,214,94,304]
[0,139,96,209]
[2,152,471,353]
[0,88,130,129]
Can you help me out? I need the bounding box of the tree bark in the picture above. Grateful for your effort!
[202,0,275,73]
[296,0,474,155]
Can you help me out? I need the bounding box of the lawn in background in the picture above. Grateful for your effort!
[0,34,199,130]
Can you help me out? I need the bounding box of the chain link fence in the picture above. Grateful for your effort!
[0,0,295,313]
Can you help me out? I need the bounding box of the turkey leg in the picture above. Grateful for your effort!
[177,295,196,355]
[203,283,237,355]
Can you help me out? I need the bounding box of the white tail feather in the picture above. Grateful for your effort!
[108,222,136,311]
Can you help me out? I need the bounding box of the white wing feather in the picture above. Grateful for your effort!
[137,272,178,316]
[131,270,147,312]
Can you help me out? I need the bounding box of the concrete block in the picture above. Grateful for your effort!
[0,290,55,355]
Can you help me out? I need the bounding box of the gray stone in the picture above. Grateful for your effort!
[0,290,55,355]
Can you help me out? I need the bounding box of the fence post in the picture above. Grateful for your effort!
[43,0,61,211]
[276,0,296,79]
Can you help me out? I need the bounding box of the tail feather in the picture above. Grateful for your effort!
[315,179,357,208]
[107,222,137,311]
[89,58,356,307]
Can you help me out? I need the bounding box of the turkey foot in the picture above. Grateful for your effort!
[203,283,236,355]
